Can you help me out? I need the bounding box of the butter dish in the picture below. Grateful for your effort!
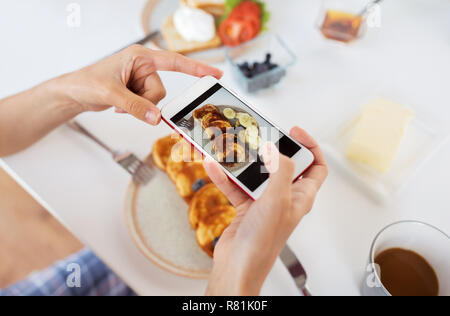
[319,96,448,203]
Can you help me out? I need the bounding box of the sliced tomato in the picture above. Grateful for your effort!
[219,17,258,46]
[229,1,261,20]
[239,14,262,34]
[219,1,262,46]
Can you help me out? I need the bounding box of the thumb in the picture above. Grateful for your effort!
[114,88,161,125]
[261,142,295,196]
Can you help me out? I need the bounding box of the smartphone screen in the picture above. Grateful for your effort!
[170,83,302,192]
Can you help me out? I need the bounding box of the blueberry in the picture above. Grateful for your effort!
[260,63,270,72]
[212,237,220,249]
[239,62,249,72]
[192,179,207,193]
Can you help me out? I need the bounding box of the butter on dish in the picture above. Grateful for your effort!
[346,98,415,173]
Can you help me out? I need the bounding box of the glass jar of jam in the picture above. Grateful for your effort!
[318,0,368,43]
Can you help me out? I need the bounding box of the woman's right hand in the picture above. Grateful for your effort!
[204,127,328,296]
[59,45,223,125]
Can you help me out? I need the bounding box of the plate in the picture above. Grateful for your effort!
[140,0,226,63]
[124,156,212,279]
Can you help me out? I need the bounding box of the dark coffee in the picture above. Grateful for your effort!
[375,248,439,296]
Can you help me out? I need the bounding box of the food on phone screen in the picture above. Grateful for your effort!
[346,98,415,173]
[213,133,246,165]
[201,112,227,129]
[223,108,236,120]
[193,104,220,121]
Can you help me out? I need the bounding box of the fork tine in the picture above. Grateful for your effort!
[135,162,154,184]
[116,153,154,185]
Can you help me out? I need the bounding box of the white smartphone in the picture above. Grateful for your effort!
[161,76,314,200]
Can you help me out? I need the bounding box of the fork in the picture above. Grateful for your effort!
[67,121,154,185]
[178,118,194,131]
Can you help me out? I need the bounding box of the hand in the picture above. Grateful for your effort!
[60,45,223,124]
[203,127,328,296]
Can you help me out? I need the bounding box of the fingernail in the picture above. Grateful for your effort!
[145,111,159,125]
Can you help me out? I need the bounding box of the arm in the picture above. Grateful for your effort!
[0,45,222,157]
[0,77,82,157]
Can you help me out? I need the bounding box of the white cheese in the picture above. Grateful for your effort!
[173,6,216,42]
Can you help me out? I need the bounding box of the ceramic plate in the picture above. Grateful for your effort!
[140,0,226,63]
[124,156,212,279]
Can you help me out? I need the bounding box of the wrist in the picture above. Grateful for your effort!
[206,258,265,296]
[41,74,85,117]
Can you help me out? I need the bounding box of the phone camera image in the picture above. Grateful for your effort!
[171,84,302,192]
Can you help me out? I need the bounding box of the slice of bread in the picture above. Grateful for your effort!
[181,0,226,16]
[162,15,222,55]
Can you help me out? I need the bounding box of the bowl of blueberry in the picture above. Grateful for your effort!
[225,33,297,93]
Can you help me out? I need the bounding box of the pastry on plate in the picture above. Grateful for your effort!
[166,139,203,182]
[196,205,236,257]
[162,7,222,55]
[151,134,181,171]
[189,183,231,229]
[175,162,211,202]
[182,0,226,17]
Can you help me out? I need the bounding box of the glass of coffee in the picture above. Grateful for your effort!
[362,221,450,296]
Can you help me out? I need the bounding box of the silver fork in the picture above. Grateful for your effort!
[178,118,194,131]
[67,121,154,185]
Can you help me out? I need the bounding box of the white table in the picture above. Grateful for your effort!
[1,0,449,296]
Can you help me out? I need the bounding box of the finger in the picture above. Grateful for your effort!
[140,73,167,105]
[290,126,328,188]
[261,143,295,196]
[149,50,223,79]
[203,158,249,207]
[113,88,161,125]
[115,107,127,114]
